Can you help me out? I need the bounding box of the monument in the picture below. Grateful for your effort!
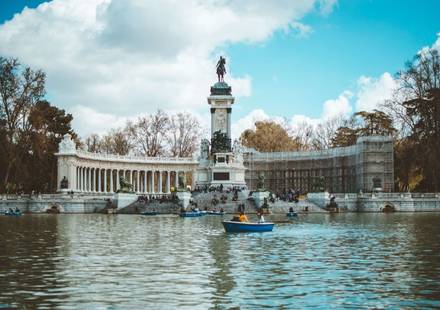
[195,57,247,189]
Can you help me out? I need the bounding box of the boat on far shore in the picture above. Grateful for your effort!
[179,211,204,218]
[141,211,158,216]
[3,209,22,217]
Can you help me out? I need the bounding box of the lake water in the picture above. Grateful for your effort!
[1,213,440,309]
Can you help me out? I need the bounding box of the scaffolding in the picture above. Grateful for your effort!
[244,136,394,193]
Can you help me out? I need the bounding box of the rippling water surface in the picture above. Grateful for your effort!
[1,213,440,309]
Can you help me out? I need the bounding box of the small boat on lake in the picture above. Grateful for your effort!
[179,211,204,218]
[286,212,298,217]
[206,211,224,215]
[141,211,158,216]
[3,210,22,217]
[222,221,274,233]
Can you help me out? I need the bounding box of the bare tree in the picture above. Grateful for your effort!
[100,128,132,155]
[312,117,346,150]
[167,112,201,157]
[129,110,170,157]
[84,134,101,152]
[290,121,315,151]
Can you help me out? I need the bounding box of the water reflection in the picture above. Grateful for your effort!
[0,213,439,309]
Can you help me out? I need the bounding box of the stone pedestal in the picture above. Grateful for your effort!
[112,193,137,209]
[176,191,192,210]
[252,191,270,208]
[307,192,330,208]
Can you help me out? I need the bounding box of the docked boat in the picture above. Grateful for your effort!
[179,211,204,218]
[141,211,158,216]
[222,221,274,232]
[286,212,298,217]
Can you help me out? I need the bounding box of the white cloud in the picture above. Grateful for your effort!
[231,109,288,140]
[355,72,397,111]
[0,0,334,137]
[322,90,353,119]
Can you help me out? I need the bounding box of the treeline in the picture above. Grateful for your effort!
[0,57,75,193]
[240,48,440,192]
[81,110,202,158]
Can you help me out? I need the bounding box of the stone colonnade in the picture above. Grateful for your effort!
[56,149,198,194]
[74,168,188,194]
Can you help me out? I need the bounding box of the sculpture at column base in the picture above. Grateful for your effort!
[176,174,189,192]
[115,177,134,194]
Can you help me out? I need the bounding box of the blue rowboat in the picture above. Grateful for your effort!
[179,211,203,218]
[286,212,298,217]
[141,211,158,216]
[222,221,274,233]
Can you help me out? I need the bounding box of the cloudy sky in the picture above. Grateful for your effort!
[0,0,439,139]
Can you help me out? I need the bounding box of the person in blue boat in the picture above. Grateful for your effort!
[257,209,265,223]
[239,212,248,222]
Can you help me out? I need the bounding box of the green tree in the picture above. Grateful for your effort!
[24,101,75,192]
[331,110,395,147]
[390,48,440,191]
[0,57,45,191]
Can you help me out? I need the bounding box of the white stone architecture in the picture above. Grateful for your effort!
[55,134,198,194]
[195,82,247,188]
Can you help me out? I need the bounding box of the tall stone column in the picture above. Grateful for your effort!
[104,169,107,193]
[166,171,170,193]
[82,167,85,192]
[143,171,147,193]
[150,171,154,193]
[91,168,94,192]
[87,168,91,192]
[175,171,179,189]
[98,169,101,193]
[116,170,120,191]
[137,171,140,193]
[158,171,162,193]
[110,169,113,193]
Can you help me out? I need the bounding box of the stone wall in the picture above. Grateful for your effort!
[307,192,440,212]
[0,195,109,213]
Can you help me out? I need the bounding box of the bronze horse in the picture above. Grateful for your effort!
[216,56,226,82]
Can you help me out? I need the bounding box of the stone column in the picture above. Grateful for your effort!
[87,168,91,192]
[131,170,134,188]
[98,169,101,193]
[110,169,113,193]
[137,171,140,193]
[82,167,85,192]
[116,170,120,191]
[91,168,94,192]
[151,171,155,193]
[104,169,107,193]
[143,171,147,193]
[175,171,179,189]
[158,171,162,194]
[166,171,170,193]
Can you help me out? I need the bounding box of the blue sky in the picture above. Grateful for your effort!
[0,0,439,137]
[229,0,440,118]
